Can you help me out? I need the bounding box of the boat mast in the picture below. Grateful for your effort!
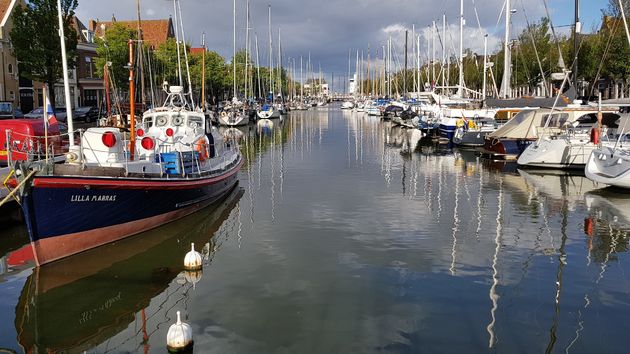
[56,0,75,147]
[278,28,282,103]
[255,33,262,100]
[245,0,250,100]
[136,0,146,108]
[268,5,273,104]
[572,0,580,93]
[176,0,195,108]
[202,32,206,108]
[172,0,183,87]
[300,56,303,99]
[482,34,488,102]
[442,13,446,89]
[233,0,237,100]
[432,21,436,90]
[128,39,136,160]
[500,0,511,98]
[457,0,464,97]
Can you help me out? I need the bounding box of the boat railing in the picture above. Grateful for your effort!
[3,128,68,168]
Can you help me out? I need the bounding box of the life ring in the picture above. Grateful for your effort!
[195,137,209,161]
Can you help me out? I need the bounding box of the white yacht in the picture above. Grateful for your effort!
[585,107,630,188]
[518,111,622,169]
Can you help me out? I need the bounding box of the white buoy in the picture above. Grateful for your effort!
[167,311,193,352]
[184,243,202,271]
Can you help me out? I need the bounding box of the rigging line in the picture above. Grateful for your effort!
[541,0,566,68]
[520,0,549,95]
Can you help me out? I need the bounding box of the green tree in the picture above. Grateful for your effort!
[189,49,227,104]
[11,0,78,107]
[95,23,137,90]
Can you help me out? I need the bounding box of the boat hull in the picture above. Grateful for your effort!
[453,128,493,147]
[20,160,242,265]
[585,147,630,189]
[482,137,535,159]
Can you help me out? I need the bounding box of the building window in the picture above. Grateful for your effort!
[7,63,13,75]
[9,90,15,100]
[85,57,93,78]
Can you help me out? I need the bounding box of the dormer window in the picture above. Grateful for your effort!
[82,29,95,43]
[7,63,13,75]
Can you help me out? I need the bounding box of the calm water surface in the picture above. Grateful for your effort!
[2,107,630,353]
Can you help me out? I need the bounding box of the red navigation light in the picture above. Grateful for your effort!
[141,137,155,150]
[166,128,174,137]
[137,128,145,137]
[102,131,117,148]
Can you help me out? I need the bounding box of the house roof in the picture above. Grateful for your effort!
[0,0,18,29]
[189,47,205,55]
[92,18,174,48]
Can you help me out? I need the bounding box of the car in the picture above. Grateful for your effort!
[0,101,23,119]
[24,107,68,122]
[72,106,101,123]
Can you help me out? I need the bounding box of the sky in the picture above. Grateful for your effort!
[75,0,608,92]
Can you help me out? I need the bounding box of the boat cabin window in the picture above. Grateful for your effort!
[155,115,169,127]
[172,114,184,127]
[540,113,569,127]
[188,116,203,129]
[575,113,621,128]
[143,116,154,128]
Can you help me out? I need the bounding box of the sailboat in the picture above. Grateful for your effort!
[8,0,243,266]
[219,0,249,126]
[257,5,281,120]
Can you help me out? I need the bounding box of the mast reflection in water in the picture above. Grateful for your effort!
[1,106,630,352]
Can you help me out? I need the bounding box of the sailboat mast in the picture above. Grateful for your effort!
[56,0,75,146]
[176,0,195,108]
[202,32,206,108]
[245,0,250,100]
[442,13,446,89]
[572,0,580,92]
[300,56,303,99]
[233,0,236,99]
[458,0,464,97]
[278,28,282,102]
[268,5,273,104]
[500,0,511,98]
[136,0,145,107]
[255,34,262,99]
[173,0,183,86]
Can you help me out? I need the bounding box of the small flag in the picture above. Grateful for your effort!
[44,88,58,126]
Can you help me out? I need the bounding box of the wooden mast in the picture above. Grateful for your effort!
[129,39,136,161]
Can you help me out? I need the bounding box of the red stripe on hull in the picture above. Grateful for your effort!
[33,159,243,190]
[30,198,215,266]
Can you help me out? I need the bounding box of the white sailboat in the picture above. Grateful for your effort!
[219,0,248,126]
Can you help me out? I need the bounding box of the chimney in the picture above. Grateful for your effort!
[89,19,97,32]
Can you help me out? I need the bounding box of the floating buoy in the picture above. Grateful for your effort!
[166,311,193,352]
[184,243,202,271]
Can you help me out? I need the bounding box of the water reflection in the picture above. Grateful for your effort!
[15,188,243,353]
[2,108,630,352]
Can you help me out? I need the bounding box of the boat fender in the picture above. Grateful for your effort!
[590,127,600,145]
[166,311,193,352]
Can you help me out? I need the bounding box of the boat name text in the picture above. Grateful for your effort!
[71,194,117,202]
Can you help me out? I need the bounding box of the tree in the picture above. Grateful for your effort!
[189,49,227,104]
[11,0,78,108]
[95,23,137,90]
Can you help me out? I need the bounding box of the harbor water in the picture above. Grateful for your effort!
[2,106,630,353]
